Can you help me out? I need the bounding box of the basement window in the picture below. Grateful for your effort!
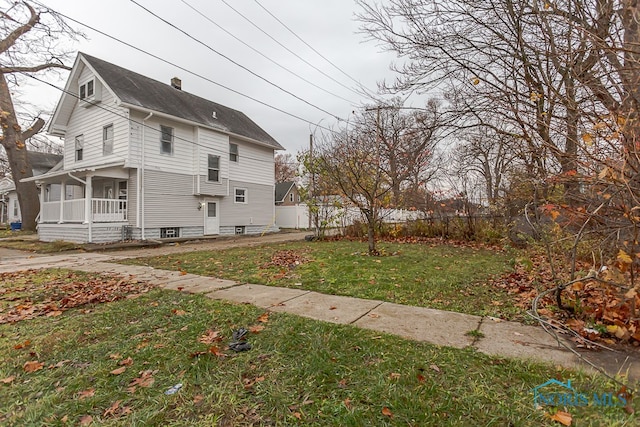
[160,227,180,238]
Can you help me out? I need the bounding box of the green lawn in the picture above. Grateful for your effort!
[123,240,523,320]
[0,269,635,426]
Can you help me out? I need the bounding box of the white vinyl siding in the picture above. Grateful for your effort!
[129,113,195,175]
[64,65,128,168]
[228,137,274,185]
[219,181,274,227]
[143,169,202,228]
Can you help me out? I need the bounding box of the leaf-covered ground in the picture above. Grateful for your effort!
[0,269,636,426]
[122,240,524,320]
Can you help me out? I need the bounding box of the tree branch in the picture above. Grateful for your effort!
[0,62,71,74]
[21,117,45,140]
[0,2,39,55]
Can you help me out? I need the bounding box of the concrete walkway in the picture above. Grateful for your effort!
[1,233,639,383]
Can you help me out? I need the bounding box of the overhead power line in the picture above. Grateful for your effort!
[179,0,358,105]
[30,0,339,136]
[21,71,295,165]
[252,0,377,98]
[129,0,345,122]
[219,0,365,99]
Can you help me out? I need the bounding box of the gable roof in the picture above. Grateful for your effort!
[275,181,296,203]
[54,53,284,150]
[28,151,63,173]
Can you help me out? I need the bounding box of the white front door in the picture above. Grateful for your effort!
[204,201,219,235]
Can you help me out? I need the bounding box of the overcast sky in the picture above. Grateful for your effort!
[26,0,409,153]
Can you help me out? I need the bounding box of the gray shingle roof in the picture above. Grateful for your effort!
[274,181,295,202]
[81,53,283,150]
[27,151,63,174]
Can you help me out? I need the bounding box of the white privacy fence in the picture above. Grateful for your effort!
[275,204,422,229]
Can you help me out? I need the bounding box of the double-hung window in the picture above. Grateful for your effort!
[208,154,220,182]
[234,188,247,204]
[229,143,239,162]
[160,125,173,154]
[79,80,94,100]
[103,124,113,155]
[75,135,84,161]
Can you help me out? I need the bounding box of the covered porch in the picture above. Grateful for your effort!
[23,162,131,242]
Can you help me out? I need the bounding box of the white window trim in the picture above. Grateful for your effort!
[207,154,221,183]
[103,124,114,155]
[234,187,248,204]
[160,125,174,155]
[75,135,84,161]
[229,143,239,162]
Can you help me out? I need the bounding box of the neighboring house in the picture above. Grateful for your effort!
[274,181,300,206]
[0,152,63,224]
[23,53,284,243]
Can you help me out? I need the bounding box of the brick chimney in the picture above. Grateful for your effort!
[171,77,182,90]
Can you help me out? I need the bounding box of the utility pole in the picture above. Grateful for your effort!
[308,133,313,231]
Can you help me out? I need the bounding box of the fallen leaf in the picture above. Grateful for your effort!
[79,415,93,425]
[198,329,222,344]
[368,313,380,319]
[103,400,121,417]
[23,360,44,372]
[1,375,15,384]
[343,398,352,409]
[14,340,31,350]
[109,353,121,360]
[292,412,302,420]
[382,407,393,417]
[46,310,63,317]
[180,270,187,276]
[417,374,426,383]
[618,250,633,265]
[209,346,226,357]
[119,357,133,366]
[549,410,572,426]
[61,415,68,422]
[110,366,126,375]
[249,324,265,333]
[257,312,270,323]
[172,309,186,316]
[329,306,337,310]
[193,394,204,404]
[77,388,95,399]
[389,372,401,380]
[430,364,441,373]
[129,370,155,388]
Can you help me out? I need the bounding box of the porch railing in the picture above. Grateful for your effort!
[41,198,127,223]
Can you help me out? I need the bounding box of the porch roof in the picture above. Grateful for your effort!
[20,161,128,184]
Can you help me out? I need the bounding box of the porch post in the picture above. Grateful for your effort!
[59,181,66,224]
[39,184,45,224]
[84,175,92,224]
[85,175,93,243]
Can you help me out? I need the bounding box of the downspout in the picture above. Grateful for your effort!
[141,112,153,240]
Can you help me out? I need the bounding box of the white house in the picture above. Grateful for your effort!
[23,53,284,243]
[1,151,63,225]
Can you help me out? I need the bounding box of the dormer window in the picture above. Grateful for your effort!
[79,79,101,107]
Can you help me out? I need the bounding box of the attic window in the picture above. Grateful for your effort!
[79,79,94,100]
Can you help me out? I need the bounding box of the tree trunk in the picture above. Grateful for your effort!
[0,72,41,231]
[367,214,378,256]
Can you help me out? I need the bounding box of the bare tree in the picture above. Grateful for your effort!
[0,1,82,230]
[274,152,297,183]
